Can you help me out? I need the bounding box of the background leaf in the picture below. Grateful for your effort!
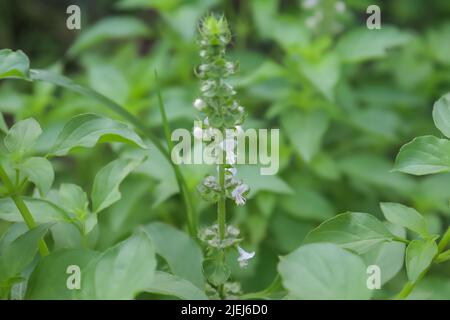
[380,202,429,238]
[50,113,146,156]
[144,222,204,288]
[432,92,450,138]
[304,212,396,254]
[394,136,450,175]
[278,243,372,300]
[79,231,156,299]
[19,157,54,196]
[406,239,438,283]
[68,16,150,57]
[91,157,143,214]
[145,271,207,300]
[0,49,30,79]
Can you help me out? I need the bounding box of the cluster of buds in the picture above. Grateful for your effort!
[193,15,245,128]
[193,15,254,271]
[197,167,249,206]
[194,15,249,207]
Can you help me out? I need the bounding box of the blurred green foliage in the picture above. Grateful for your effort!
[1,0,450,299]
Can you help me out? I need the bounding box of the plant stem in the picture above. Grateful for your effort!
[154,70,197,238]
[218,136,226,241]
[0,164,49,256]
[395,226,450,299]
[395,281,415,300]
[435,249,450,263]
[438,226,450,252]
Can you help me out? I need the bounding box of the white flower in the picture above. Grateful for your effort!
[225,61,234,73]
[227,167,237,176]
[193,125,203,140]
[231,183,248,206]
[216,138,237,165]
[335,1,345,13]
[193,98,206,111]
[237,245,255,268]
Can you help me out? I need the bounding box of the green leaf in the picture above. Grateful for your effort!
[92,157,143,214]
[362,223,406,285]
[4,118,42,158]
[427,23,450,66]
[145,271,208,300]
[380,202,429,238]
[281,185,334,222]
[406,238,438,283]
[393,135,450,175]
[88,65,129,105]
[26,249,99,299]
[144,222,204,288]
[0,224,51,283]
[50,113,146,156]
[68,16,150,57]
[281,110,330,163]
[0,197,71,223]
[0,112,7,133]
[336,26,411,63]
[339,154,415,195]
[58,183,89,218]
[79,231,156,299]
[19,157,54,196]
[202,258,230,287]
[0,49,30,80]
[304,212,396,254]
[300,53,340,101]
[278,243,372,299]
[432,93,450,138]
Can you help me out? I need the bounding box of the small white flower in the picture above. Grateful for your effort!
[204,117,210,126]
[201,80,214,92]
[193,125,203,140]
[225,61,234,73]
[231,184,248,206]
[216,138,237,165]
[227,167,237,176]
[335,1,345,13]
[193,98,206,111]
[237,245,255,268]
[199,50,207,58]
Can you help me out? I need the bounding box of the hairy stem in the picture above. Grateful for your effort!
[0,164,49,256]
[218,162,226,241]
[155,70,197,237]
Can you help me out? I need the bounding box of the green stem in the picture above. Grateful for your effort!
[0,164,49,256]
[395,281,415,300]
[438,226,450,252]
[154,70,197,238]
[435,249,450,263]
[218,163,226,241]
